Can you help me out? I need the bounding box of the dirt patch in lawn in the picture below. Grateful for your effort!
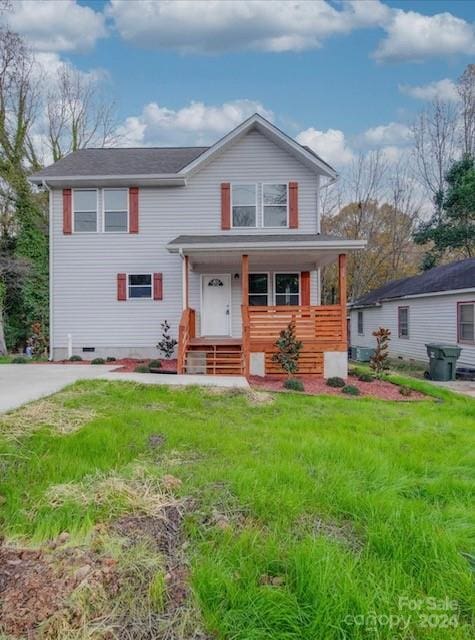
[0,539,119,638]
[0,398,96,440]
[298,514,364,553]
[250,374,427,401]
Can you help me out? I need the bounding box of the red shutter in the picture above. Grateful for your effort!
[221,182,231,230]
[63,188,72,234]
[289,181,298,228]
[153,272,163,300]
[301,271,310,306]
[129,187,139,233]
[117,273,127,301]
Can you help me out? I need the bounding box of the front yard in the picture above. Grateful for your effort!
[0,378,473,639]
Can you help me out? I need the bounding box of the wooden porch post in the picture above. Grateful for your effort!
[182,254,189,310]
[338,253,347,345]
[241,254,249,304]
[241,254,250,376]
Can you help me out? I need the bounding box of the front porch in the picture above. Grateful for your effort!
[167,234,361,378]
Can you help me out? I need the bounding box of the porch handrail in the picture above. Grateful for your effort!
[247,304,345,344]
[177,307,196,373]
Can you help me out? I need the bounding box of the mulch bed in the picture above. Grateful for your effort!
[249,373,427,401]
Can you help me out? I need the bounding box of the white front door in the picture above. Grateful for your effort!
[201,274,231,336]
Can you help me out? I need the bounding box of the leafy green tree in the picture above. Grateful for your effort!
[414,155,475,260]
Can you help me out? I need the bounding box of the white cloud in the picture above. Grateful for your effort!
[399,78,460,102]
[296,128,354,167]
[374,10,475,63]
[107,0,389,54]
[362,122,412,146]
[117,99,274,146]
[7,0,107,53]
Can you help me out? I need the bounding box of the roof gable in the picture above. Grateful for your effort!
[180,113,337,179]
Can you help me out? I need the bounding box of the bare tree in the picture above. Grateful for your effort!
[458,64,475,157]
[0,23,40,182]
[46,65,118,161]
[412,99,458,208]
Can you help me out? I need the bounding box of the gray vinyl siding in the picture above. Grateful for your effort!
[349,291,475,368]
[51,130,322,358]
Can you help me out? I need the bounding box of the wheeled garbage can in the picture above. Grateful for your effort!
[425,344,462,381]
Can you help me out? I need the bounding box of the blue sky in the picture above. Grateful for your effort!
[5,0,475,169]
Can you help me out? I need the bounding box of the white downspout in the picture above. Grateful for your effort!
[43,180,54,361]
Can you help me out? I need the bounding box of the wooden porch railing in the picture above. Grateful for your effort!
[241,305,250,377]
[177,308,195,374]
[247,305,345,347]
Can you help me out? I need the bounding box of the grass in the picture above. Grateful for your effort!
[0,378,474,638]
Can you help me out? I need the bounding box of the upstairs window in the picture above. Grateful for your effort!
[249,273,269,306]
[398,306,409,338]
[357,311,364,335]
[232,184,257,227]
[104,189,128,232]
[458,302,474,342]
[263,184,288,227]
[128,274,152,299]
[275,273,299,306]
[73,189,97,232]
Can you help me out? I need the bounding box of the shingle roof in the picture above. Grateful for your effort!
[351,258,475,307]
[30,146,209,179]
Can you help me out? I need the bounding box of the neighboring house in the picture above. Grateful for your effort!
[349,258,475,368]
[30,114,365,377]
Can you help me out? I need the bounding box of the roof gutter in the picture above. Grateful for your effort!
[42,179,54,361]
[168,239,367,253]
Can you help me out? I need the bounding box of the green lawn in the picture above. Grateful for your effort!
[0,378,474,639]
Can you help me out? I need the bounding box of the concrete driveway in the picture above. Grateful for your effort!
[0,364,249,414]
[431,379,475,399]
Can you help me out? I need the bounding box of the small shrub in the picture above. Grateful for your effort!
[342,384,360,396]
[283,378,304,392]
[69,355,82,361]
[148,359,162,369]
[157,320,178,359]
[11,356,28,364]
[326,376,346,388]
[357,372,374,382]
[370,327,391,378]
[272,322,303,378]
[106,356,117,362]
[91,357,106,365]
[399,385,412,397]
[134,365,150,373]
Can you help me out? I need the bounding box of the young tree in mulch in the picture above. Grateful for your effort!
[157,320,178,359]
[272,322,303,381]
[369,327,391,378]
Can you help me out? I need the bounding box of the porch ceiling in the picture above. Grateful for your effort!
[184,249,342,272]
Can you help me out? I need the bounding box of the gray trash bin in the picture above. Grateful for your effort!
[425,344,462,381]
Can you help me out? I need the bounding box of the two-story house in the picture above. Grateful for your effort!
[30,114,365,378]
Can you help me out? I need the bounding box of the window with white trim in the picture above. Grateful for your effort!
[73,189,97,232]
[104,189,128,232]
[128,274,152,299]
[263,184,288,227]
[357,311,364,335]
[232,184,257,227]
[275,273,299,306]
[249,273,269,306]
[398,306,409,338]
[458,302,474,342]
